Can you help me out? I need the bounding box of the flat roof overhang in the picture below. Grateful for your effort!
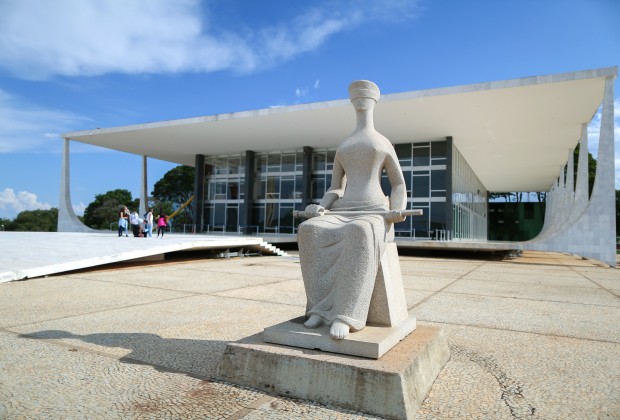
[64,67,617,192]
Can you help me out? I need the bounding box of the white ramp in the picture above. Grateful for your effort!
[0,232,286,283]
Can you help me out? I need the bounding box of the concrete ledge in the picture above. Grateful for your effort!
[218,326,450,419]
[0,232,277,283]
[263,315,417,359]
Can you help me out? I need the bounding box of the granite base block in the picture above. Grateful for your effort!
[263,315,417,359]
[218,326,450,419]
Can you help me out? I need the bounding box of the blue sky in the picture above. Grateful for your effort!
[0,0,618,219]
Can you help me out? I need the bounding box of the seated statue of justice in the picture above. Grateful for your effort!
[296,80,419,341]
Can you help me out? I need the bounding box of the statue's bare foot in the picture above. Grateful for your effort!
[304,314,323,328]
[330,321,350,340]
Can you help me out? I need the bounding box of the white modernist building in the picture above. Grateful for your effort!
[59,67,617,265]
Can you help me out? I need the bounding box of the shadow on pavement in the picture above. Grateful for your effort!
[19,329,226,381]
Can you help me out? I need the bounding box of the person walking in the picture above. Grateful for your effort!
[144,208,153,238]
[118,206,129,237]
[156,211,167,238]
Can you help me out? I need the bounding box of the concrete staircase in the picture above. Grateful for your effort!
[253,241,289,257]
[216,241,289,258]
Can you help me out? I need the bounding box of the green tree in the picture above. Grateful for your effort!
[83,189,138,230]
[0,217,13,231]
[9,208,58,231]
[152,165,195,225]
[572,144,597,197]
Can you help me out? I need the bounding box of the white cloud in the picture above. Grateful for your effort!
[0,89,90,153]
[0,188,52,218]
[0,0,421,79]
[294,79,321,100]
[295,87,309,98]
[72,202,87,216]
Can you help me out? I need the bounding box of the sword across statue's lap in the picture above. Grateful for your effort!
[293,208,423,219]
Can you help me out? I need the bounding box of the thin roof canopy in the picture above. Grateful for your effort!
[64,67,616,192]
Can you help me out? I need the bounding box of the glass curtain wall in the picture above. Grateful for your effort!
[199,142,480,239]
[203,155,245,232]
[310,149,336,202]
[391,141,448,239]
[451,144,487,240]
[252,151,304,234]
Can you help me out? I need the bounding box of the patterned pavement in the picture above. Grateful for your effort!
[0,250,618,419]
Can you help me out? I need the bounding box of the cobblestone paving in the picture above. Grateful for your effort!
[0,251,618,419]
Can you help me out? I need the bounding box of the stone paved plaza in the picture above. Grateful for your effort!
[0,250,618,419]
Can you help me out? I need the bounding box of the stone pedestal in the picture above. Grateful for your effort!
[263,315,417,359]
[218,326,450,419]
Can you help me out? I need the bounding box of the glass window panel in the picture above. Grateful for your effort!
[326,151,336,170]
[281,154,296,172]
[266,176,280,198]
[381,174,391,196]
[412,175,430,197]
[214,158,228,175]
[228,182,239,199]
[257,156,268,173]
[296,152,304,171]
[267,154,280,172]
[395,143,411,156]
[281,177,295,199]
[214,203,225,226]
[227,157,241,174]
[311,176,325,199]
[395,143,412,166]
[430,203,446,230]
[431,141,447,158]
[265,202,279,228]
[403,170,412,192]
[226,206,238,231]
[279,206,294,231]
[294,175,303,200]
[412,146,430,166]
[205,163,214,176]
[254,178,264,200]
[203,205,213,227]
[431,169,446,190]
[313,153,326,171]
[252,204,264,230]
[393,217,411,234]
[215,182,227,199]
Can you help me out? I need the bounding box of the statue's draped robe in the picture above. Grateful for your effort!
[298,197,392,331]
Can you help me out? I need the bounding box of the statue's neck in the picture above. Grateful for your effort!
[356,109,375,131]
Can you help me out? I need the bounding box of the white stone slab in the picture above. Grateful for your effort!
[219,326,450,419]
[0,232,275,283]
[263,315,417,359]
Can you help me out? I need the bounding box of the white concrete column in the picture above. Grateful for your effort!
[140,156,148,216]
[568,125,589,225]
[525,75,617,266]
[57,139,96,232]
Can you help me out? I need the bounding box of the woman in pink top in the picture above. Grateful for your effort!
[156,211,167,238]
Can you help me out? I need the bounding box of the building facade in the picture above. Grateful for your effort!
[59,67,617,265]
[194,137,487,241]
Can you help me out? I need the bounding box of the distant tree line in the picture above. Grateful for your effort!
[1,165,195,232]
[0,208,58,232]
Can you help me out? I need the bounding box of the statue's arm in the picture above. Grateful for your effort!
[304,155,346,216]
[319,157,345,209]
[385,150,407,223]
